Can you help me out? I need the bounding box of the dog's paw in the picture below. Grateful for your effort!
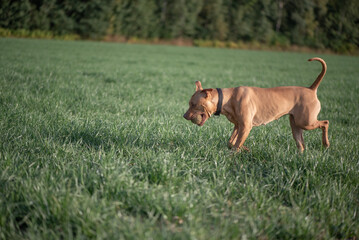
[231,146,250,153]
[241,146,250,152]
[227,142,235,149]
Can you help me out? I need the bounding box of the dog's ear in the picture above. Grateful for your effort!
[202,88,213,99]
[195,81,203,91]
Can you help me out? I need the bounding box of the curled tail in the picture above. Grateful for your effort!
[308,57,327,91]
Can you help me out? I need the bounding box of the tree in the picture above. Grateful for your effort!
[63,0,113,39]
[324,0,359,52]
[114,0,159,38]
[0,0,32,30]
[156,0,203,39]
[196,0,228,40]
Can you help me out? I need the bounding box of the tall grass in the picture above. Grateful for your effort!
[0,38,358,239]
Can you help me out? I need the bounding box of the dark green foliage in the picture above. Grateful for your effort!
[113,0,159,38]
[156,0,203,39]
[0,0,32,29]
[324,0,359,53]
[66,0,113,39]
[0,0,358,51]
[196,0,228,40]
[0,0,112,38]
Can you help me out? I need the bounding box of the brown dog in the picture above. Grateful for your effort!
[183,58,329,152]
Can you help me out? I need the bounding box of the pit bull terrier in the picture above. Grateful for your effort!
[183,58,329,152]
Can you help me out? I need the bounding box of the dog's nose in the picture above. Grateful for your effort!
[183,112,190,120]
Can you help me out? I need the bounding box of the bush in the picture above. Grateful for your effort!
[0,28,80,40]
[270,34,291,49]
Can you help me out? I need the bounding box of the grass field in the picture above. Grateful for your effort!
[1,38,359,239]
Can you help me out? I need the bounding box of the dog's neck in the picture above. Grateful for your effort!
[214,88,223,116]
[210,88,234,120]
[210,88,227,115]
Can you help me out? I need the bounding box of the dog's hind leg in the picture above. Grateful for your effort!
[301,120,330,148]
[289,115,305,152]
[320,120,330,148]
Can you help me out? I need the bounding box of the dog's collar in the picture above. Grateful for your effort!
[214,88,223,116]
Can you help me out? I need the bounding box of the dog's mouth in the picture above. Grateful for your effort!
[196,113,208,126]
[200,113,208,126]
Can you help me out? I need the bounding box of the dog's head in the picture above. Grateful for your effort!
[183,81,216,126]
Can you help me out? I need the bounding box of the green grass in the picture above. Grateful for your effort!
[1,38,359,239]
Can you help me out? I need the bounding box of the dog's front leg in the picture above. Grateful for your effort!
[233,124,252,152]
[228,126,238,149]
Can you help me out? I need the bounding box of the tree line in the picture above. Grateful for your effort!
[1,0,358,53]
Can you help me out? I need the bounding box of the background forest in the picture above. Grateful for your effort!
[0,0,358,53]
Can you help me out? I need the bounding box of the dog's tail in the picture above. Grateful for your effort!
[308,57,327,91]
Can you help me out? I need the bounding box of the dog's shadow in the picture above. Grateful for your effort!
[57,118,300,158]
[56,120,192,154]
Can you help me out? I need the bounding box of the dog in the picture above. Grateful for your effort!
[183,58,329,152]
